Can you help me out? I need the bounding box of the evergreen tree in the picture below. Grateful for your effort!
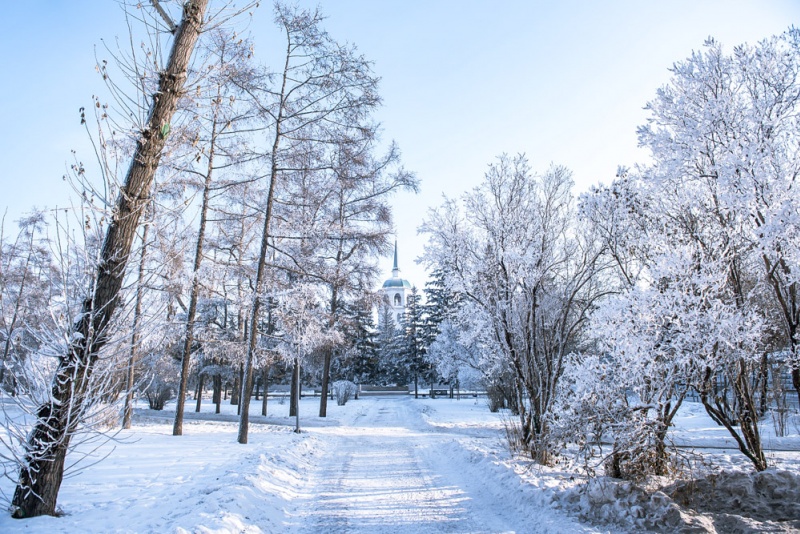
[338,298,380,384]
[400,287,435,397]
[375,305,404,385]
[422,268,460,362]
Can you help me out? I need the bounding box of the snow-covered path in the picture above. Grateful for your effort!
[296,399,492,532]
[285,397,579,533]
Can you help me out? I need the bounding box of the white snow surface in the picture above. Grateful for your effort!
[0,396,798,533]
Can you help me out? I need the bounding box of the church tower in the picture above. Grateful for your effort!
[381,241,411,328]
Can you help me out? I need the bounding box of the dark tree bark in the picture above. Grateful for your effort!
[236,363,244,416]
[213,374,222,414]
[11,1,208,519]
[231,368,240,406]
[289,360,299,418]
[319,348,331,417]
[293,357,301,433]
[261,366,269,416]
[195,374,204,412]
[318,288,337,417]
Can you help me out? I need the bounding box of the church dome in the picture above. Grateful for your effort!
[382,277,412,289]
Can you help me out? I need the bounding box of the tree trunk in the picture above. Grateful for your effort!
[290,360,299,418]
[759,352,769,417]
[236,363,244,416]
[261,367,269,416]
[319,286,339,418]
[213,374,221,414]
[319,348,331,417]
[195,374,204,412]
[293,357,301,433]
[174,107,219,436]
[231,369,240,406]
[11,1,207,518]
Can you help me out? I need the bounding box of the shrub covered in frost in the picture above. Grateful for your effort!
[331,380,358,406]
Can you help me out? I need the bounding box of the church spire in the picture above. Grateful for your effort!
[392,240,400,277]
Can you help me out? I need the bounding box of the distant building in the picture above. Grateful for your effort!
[380,241,411,328]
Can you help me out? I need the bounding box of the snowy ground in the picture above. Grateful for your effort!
[0,395,798,533]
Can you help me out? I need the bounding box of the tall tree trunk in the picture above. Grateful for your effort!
[213,374,221,414]
[237,363,244,416]
[289,360,299,418]
[261,366,269,416]
[759,352,769,417]
[174,109,219,436]
[195,374,204,412]
[123,205,151,429]
[231,370,240,405]
[319,285,338,418]
[293,357,301,433]
[237,45,288,444]
[319,348,331,417]
[11,0,208,518]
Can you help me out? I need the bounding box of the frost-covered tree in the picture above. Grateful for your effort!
[569,31,800,474]
[375,306,405,385]
[236,3,384,443]
[337,297,380,384]
[172,28,256,436]
[398,287,433,398]
[0,212,58,395]
[422,268,461,359]
[422,155,608,463]
[637,31,800,407]
[273,283,339,432]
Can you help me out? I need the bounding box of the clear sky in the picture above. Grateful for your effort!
[1,1,798,290]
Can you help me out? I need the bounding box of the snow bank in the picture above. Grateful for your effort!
[668,468,800,528]
[551,469,800,533]
[554,477,686,532]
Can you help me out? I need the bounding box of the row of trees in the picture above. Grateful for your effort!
[422,30,800,478]
[0,1,417,518]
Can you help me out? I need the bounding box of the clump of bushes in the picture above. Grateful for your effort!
[331,380,358,406]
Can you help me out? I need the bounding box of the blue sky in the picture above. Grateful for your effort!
[1,1,798,287]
